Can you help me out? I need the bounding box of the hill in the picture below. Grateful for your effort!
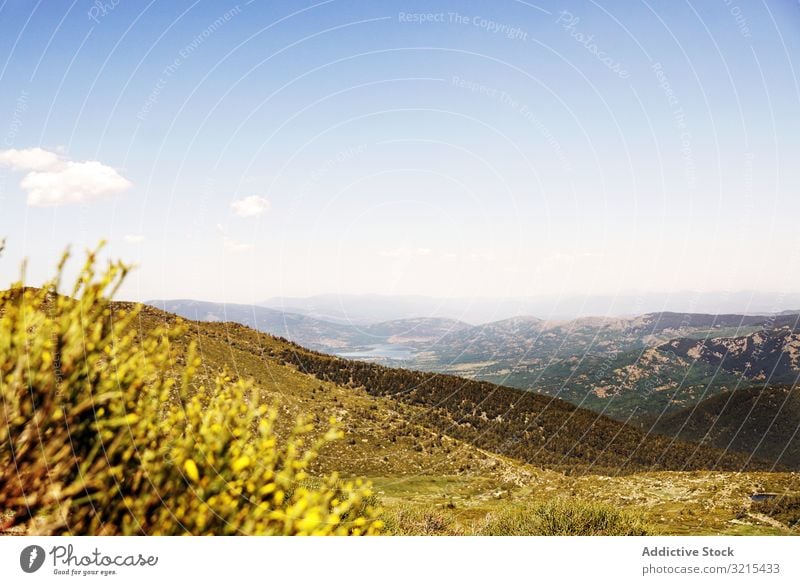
[127,303,797,534]
[132,301,769,474]
[148,298,367,351]
[146,299,800,423]
[364,317,471,343]
[431,313,800,422]
[652,385,800,469]
[430,311,800,365]
[144,303,770,471]
[659,328,800,383]
[6,289,799,535]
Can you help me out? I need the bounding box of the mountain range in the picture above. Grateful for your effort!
[260,292,800,324]
[132,298,800,533]
[134,300,796,473]
[149,299,800,424]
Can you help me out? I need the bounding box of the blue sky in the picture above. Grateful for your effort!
[1,0,799,311]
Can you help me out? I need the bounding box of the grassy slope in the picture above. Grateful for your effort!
[270,337,768,474]
[653,385,800,469]
[125,304,799,535]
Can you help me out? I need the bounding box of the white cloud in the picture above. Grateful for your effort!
[0,147,132,207]
[0,147,60,171]
[124,234,145,244]
[231,195,269,217]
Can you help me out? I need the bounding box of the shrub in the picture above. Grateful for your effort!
[474,499,650,535]
[381,503,462,535]
[0,246,382,535]
[751,495,800,531]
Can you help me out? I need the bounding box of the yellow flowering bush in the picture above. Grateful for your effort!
[0,245,382,535]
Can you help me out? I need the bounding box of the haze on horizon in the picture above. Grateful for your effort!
[149,290,800,327]
[1,1,799,309]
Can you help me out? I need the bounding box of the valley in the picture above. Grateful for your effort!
[153,299,800,424]
[134,301,800,534]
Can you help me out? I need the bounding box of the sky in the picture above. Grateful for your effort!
[1,0,799,316]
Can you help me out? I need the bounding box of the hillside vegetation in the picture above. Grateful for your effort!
[268,340,766,474]
[156,299,800,424]
[653,385,800,469]
[0,251,381,535]
[3,248,799,535]
[132,306,799,534]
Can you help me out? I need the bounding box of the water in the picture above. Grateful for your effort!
[336,344,415,361]
[750,493,778,502]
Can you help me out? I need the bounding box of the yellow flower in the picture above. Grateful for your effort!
[232,455,251,472]
[183,459,200,482]
[297,511,321,532]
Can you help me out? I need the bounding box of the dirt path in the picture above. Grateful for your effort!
[747,512,789,531]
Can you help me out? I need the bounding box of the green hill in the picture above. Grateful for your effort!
[127,303,798,534]
[139,301,765,474]
[652,384,800,469]
[6,287,799,535]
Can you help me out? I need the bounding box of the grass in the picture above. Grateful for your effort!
[367,470,800,535]
[473,499,650,536]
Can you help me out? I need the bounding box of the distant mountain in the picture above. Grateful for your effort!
[260,294,578,325]
[149,299,471,353]
[147,299,367,350]
[659,327,800,383]
[433,311,800,365]
[147,298,800,423]
[364,317,471,343]
[425,312,800,421]
[262,291,800,325]
[652,385,800,468]
[430,316,546,362]
[133,298,760,473]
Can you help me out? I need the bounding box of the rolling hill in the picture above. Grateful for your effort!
[129,302,799,534]
[135,301,773,474]
[151,299,471,353]
[146,299,800,424]
[148,298,366,350]
[429,311,800,363]
[429,313,800,421]
[6,289,800,535]
[659,328,800,383]
[652,384,800,469]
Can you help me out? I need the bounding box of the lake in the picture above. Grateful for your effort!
[336,344,415,361]
[750,493,779,502]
